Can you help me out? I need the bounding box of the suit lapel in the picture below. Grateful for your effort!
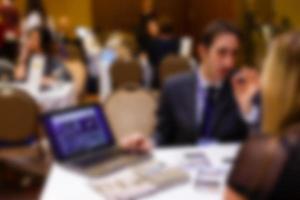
[210,81,232,135]
[182,73,198,130]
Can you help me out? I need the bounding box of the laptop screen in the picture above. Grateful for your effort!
[43,105,115,160]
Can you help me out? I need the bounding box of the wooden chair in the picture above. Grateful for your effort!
[0,86,51,179]
[159,55,191,84]
[104,88,158,142]
[0,86,38,144]
[110,59,142,89]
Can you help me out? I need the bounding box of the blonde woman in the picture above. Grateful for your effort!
[226,32,300,200]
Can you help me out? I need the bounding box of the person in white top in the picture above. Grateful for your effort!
[14,27,71,87]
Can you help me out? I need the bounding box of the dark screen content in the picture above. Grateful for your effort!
[48,107,111,158]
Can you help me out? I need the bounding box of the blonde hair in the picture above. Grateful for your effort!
[262,32,300,134]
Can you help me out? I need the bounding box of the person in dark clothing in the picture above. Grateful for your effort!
[147,17,179,88]
[226,32,300,200]
[120,21,260,151]
[155,71,249,145]
[137,17,159,53]
[147,17,179,67]
[136,0,156,51]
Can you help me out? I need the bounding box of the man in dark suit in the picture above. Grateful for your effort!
[121,21,259,151]
[155,72,248,145]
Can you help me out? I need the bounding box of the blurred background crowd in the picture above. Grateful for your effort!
[0,0,295,94]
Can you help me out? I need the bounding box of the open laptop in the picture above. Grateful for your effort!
[42,104,150,176]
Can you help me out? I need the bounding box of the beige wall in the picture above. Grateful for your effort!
[44,0,93,27]
[15,0,93,27]
[275,0,300,28]
[14,0,300,29]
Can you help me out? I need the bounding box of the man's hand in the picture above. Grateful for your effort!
[231,67,260,115]
[119,133,153,153]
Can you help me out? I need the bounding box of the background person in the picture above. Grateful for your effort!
[14,27,71,86]
[136,0,157,52]
[147,16,179,88]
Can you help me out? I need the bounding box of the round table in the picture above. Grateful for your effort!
[12,82,77,112]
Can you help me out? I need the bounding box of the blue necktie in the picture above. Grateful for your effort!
[201,87,217,139]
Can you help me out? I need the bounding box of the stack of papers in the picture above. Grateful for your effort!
[90,161,189,200]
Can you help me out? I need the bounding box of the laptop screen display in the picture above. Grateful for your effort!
[43,105,114,160]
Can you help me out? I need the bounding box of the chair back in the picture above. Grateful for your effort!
[110,59,142,88]
[0,86,39,145]
[160,55,191,83]
[104,88,157,141]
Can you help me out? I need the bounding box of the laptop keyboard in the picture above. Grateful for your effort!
[74,149,123,167]
[85,153,150,176]
[90,161,190,200]
[68,149,150,176]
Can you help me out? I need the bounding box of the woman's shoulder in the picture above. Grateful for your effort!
[228,134,288,199]
[233,122,300,173]
[236,134,284,161]
[228,123,300,199]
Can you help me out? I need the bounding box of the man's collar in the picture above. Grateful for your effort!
[197,67,223,89]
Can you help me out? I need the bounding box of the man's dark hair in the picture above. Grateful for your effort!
[199,21,242,47]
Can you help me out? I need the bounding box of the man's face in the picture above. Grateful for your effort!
[199,33,240,82]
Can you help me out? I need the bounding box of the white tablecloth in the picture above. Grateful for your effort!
[12,82,76,112]
[41,144,240,200]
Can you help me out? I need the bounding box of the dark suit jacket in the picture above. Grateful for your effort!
[155,72,249,146]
